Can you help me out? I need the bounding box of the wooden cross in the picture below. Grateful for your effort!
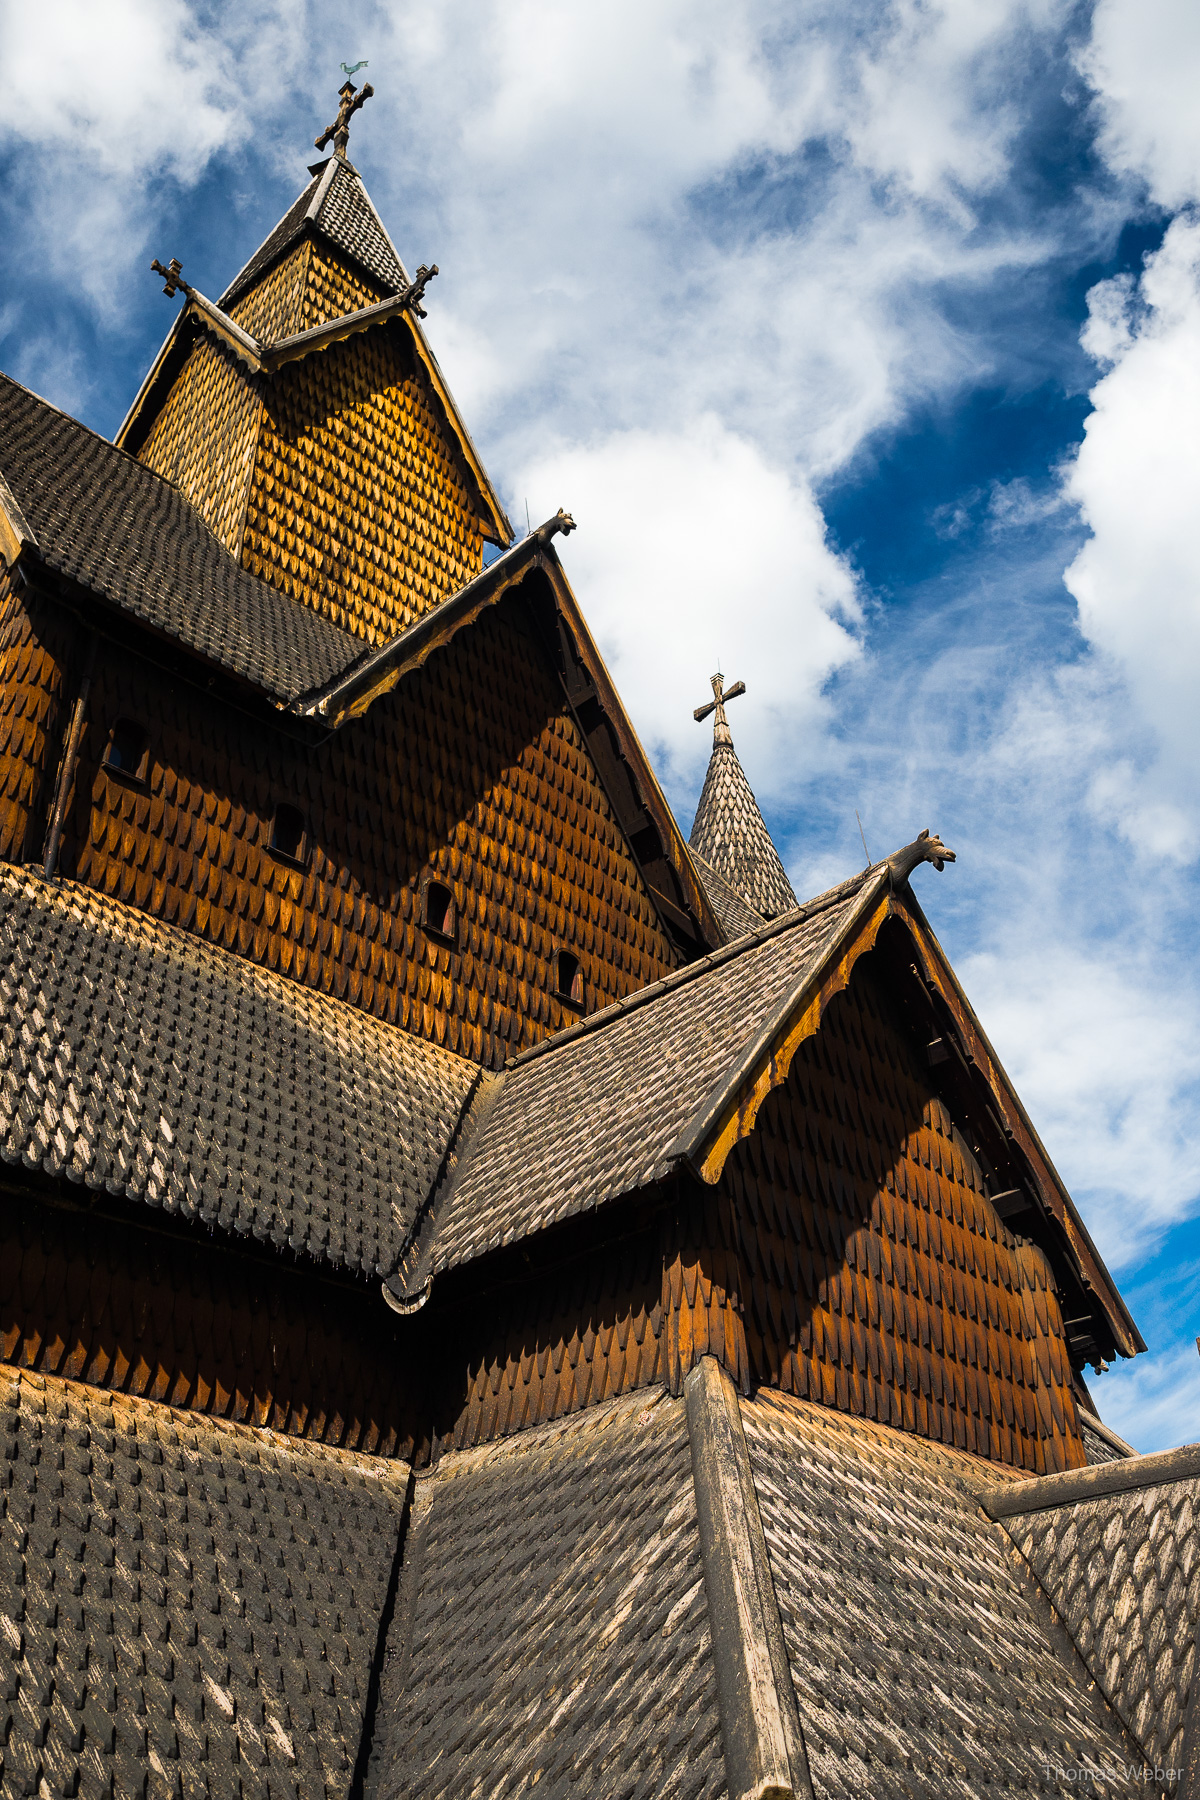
[315,79,375,157]
[151,257,188,298]
[693,671,746,741]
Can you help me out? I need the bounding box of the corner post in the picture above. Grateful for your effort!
[685,1355,813,1800]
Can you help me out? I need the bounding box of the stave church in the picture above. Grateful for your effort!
[0,82,1197,1800]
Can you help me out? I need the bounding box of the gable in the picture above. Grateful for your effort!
[720,952,1085,1471]
[240,318,486,645]
[17,586,680,1066]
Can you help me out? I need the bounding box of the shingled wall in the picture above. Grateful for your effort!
[1,1192,419,1459]
[420,951,1084,1473]
[0,584,679,1066]
[0,575,73,870]
[721,957,1085,1472]
[135,243,489,648]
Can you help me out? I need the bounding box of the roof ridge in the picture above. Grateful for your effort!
[507,861,887,1071]
[978,1440,1200,1517]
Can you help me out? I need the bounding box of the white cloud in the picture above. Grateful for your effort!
[1096,1333,1200,1455]
[1064,216,1200,860]
[516,418,860,791]
[1083,0,1200,211]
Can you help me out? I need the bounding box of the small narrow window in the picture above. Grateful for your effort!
[102,718,149,782]
[269,803,308,866]
[555,949,584,1010]
[422,878,456,943]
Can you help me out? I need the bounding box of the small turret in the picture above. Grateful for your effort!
[688,673,797,924]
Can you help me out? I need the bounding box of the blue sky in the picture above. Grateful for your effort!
[2,0,1198,1448]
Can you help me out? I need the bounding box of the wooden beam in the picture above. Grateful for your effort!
[685,1356,812,1800]
[0,469,38,568]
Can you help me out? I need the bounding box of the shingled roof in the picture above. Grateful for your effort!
[689,846,764,940]
[0,374,364,705]
[219,155,409,309]
[401,871,873,1287]
[367,1389,727,1798]
[981,1442,1200,1776]
[0,1365,409,1800]
[0,866,478,1280]
[689,710,797,921]
[742,1389,1148,1796]
[359,1368,1160,1797]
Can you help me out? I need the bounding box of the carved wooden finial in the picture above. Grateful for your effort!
[150,257,188,298]
[402,263,439,320]
[315,78,375,158]
[886,827,957,884]
[693,672,746,745]
[533,508,577,550]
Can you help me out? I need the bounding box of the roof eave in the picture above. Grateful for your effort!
[893,885,1145,1357]
[0,469,39,567]
[405,312,514,545]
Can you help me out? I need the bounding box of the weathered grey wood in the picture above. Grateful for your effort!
[685,1356,812,1800]
[979,1440,1200,1518]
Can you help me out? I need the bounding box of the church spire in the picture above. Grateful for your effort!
[688,673,797,921]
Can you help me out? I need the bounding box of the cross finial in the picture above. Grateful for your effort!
[693,671,746,745]
[315,78,374,158]
[150,257,189,298]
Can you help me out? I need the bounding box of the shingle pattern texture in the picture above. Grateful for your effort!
[134,330,265,556]
[228,239,386,343]
[0,865,477,1278]
[27,598,679,1068]
[1003,1476,1200,1770]
[368,1391,727,1799]
[0,375,362,704]
[741,1392,1140,1798]
[724,954,1085,1471]
[0,575,65,869]
[240,322,485,646]
[425,882,867,1275]
[689,738,797,920]
[219,160,407,312]
[4,1191,417,1459]
[689,848,763,941]
[0,1366,407,1800]
[1081,1415,1132,1466]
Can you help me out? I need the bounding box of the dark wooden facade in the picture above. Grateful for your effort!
[425,949,1085,1473]
[0,142,1125,1508]
[0,576,680,1066]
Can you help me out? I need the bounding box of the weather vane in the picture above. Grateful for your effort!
[316,73,374,158]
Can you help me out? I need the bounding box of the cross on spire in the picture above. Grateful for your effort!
[693,671,746,745]
[315,78,375,158]
[151,257,189,298]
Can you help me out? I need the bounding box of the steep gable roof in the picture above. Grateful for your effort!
[393,848,1140,1365]
[0,373,363,704]
[0,865,478,1281]
[218,155,409,310]
[400,869,871,1289]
